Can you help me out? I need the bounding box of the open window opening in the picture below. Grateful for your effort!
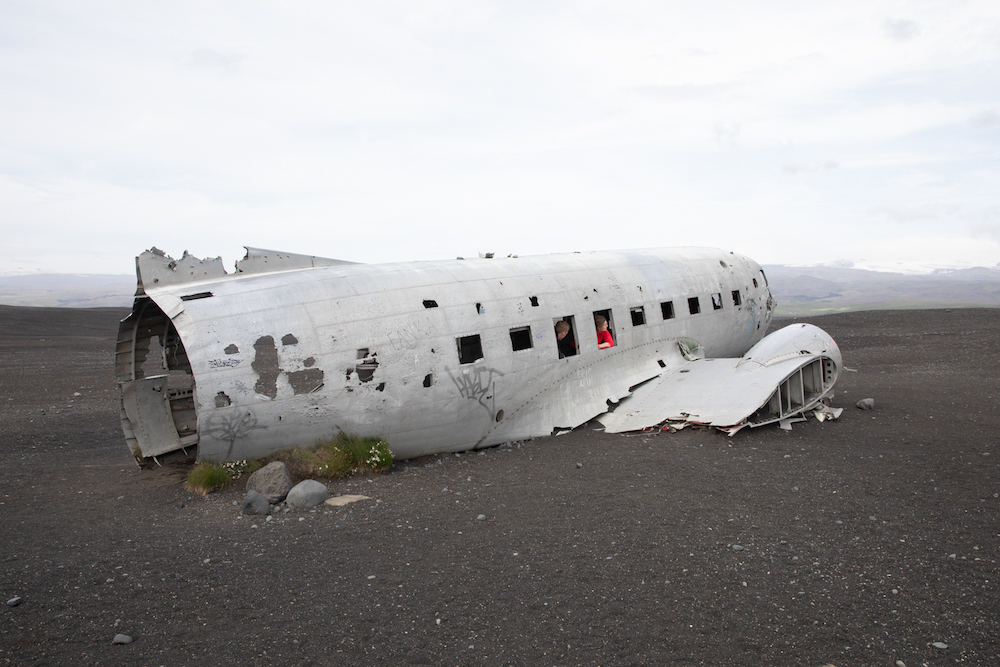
[423,373,433,387]
[423,299,438,309]
[732,290,742,306]
[592,309,615,349]
[529,296,539,307]
[687,297,701,315]
[752,278,758,288]
[630,306,646,326]
[457,334,484,364]
[759,269,769,287]
[660,301,675,320]
[711,293,723,310]
[554,316,578,358]
[509,326,533,351]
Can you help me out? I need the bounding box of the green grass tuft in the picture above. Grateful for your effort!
[187,435,392,490]
[186,461,233,495]
[260,433,393,481]
[332,433,393,472]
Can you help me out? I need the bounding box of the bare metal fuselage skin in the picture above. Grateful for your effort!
[116,247,840,462]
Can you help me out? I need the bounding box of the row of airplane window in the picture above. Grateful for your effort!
[454,288,747,365]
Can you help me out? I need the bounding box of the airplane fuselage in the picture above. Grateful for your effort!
[117,247,778,461]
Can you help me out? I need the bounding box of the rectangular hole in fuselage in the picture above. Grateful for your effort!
[592,309,615,348]
[457,334,484,364]
[732,290,742,306]
[509,326,532,351]
[554,316,578,358]
[423,300,438,308]
[711,293,723,310]
[661,301,675,320]
[630,306,646,326]
[687,297,701,315]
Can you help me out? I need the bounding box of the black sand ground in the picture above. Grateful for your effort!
[1,305,998,666]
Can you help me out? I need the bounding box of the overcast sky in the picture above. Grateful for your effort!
[2,1,999,276]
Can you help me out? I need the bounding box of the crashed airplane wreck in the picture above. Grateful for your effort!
[115,246,842,463]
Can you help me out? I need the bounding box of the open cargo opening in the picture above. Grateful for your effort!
[116,298,198,459]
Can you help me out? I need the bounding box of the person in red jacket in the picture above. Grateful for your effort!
[594,314,614,349]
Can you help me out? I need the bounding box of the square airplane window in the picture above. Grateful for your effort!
[630,306,646,326]
[688,297,701,315]
[457,334,484,364]
[509,326,532,351]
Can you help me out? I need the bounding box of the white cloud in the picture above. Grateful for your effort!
[1,1,999,275]
[970,109,1000,127]
[882,19,920,41]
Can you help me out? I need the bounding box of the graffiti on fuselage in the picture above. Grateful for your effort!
[203,409,268,460]
[448,365,504,414]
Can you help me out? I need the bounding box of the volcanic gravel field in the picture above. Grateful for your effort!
[1,304,998,666]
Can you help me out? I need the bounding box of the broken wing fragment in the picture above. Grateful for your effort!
[598,323,841,434]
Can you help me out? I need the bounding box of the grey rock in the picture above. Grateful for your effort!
[856,398,875,410]
[732,545,745,551]
[112,634,133,644]
[477,514,486,521]
[241,490,271,516]
[286,480,329,509]
[576,463,583,468]
[245,461,292,503]
[7,597,21,607]
[932,642,948,649]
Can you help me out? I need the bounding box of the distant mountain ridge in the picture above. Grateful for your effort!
[762,265,1000,315]
[2,265,1000,314]
[0,274,136,308]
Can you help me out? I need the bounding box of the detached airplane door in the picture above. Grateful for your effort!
[120,376,185,457]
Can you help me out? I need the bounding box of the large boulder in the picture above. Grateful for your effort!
[245,462,291,503]
[241,490,271,516]
[286,480,329,509]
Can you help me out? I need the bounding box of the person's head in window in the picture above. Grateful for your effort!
[555,320,576,358]
[594,314,614,349]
